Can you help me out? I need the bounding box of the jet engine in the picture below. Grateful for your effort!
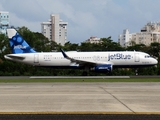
[91,64,113,72]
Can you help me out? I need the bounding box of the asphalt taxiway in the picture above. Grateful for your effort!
[0,82,160,114]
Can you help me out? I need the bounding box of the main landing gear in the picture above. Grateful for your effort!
[135,68,138,76]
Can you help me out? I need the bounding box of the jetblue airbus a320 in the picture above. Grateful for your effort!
[4,29,158,72]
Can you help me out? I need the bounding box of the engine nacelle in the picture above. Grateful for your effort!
[91,64,113,72]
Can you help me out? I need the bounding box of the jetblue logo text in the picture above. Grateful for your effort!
[108,53,131,61]
[14,45,26,49]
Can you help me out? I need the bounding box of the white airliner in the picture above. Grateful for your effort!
[4,29,158,72]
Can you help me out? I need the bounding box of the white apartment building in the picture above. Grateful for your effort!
[118,29,132,47]
[0,11,9,35]
[41,14,68,46]
[85,36,101,44]
[118,22,160,47]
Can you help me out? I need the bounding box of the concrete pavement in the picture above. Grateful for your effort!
[0,83,160,113]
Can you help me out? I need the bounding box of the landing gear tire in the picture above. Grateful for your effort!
[135,68,138,76]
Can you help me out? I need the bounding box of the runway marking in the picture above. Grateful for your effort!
[0,112,160,115]
[30,76,130,79]
[99,86,135,114]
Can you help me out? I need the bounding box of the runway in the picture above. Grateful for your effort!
[0,82,160,113]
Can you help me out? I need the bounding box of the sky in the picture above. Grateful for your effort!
[0,0,159,44]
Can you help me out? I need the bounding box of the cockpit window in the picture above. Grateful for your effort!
[145,55,151,58]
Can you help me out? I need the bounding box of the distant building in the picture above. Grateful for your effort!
[41,14,68,46]
[118,22,160,47]
[0,11,9,35]
[118,29,132,47]
[85,36,101,44]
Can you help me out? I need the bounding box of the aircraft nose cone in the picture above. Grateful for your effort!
[153,59,158,64]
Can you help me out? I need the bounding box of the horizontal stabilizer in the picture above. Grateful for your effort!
[4,55,25,60]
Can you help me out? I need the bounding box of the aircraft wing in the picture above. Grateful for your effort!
[60,49,113,66]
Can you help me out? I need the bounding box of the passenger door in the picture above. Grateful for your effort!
[135,53,140,62]
[34,54,39,63]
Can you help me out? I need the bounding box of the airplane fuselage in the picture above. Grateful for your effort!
[4,51,157,70]
[5,28,158,73]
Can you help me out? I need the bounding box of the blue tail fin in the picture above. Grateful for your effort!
[7,29,36,54]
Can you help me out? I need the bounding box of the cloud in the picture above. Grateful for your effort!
[9,13,41,31]
[0,0,160,43]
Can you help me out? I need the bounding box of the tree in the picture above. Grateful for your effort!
[79,42,93,51]
[126,44,146,51]
[63,41,79,51]
[148,42,160,58]
[0,33,11,67]
[100,37,125,51]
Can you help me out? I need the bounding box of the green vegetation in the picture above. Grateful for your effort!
[0,26,160,76]
[0,78,160,83]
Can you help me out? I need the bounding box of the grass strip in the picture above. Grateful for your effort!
[0,78,160,83]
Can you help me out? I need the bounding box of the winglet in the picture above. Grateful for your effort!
[60,48,69,59]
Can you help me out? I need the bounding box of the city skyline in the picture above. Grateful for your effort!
[0,0,159,44]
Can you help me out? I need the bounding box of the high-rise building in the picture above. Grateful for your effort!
[41,14,68,46]
[118,22,160,47]
[118,29,132,47]
[0,11,9,35]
